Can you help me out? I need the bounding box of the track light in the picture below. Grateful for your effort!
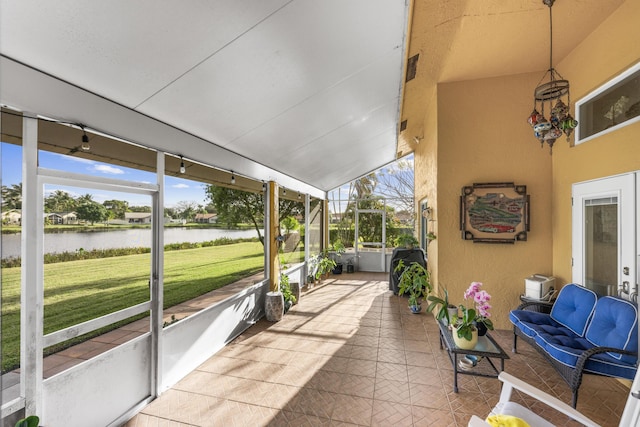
[81,128,90,151]
[231,172,235,184]
[179,156,186,174]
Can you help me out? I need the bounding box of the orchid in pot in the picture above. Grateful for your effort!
[450,282,493,349]
[463,281,493,336]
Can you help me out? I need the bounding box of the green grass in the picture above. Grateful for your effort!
[1,241,265,372]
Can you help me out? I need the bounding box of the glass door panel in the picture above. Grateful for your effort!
[572,173,636,300]
[583,198,618,295]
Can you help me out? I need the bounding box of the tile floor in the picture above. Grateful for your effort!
[124,273,628,426]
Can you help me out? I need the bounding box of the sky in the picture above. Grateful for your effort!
[1,142,209,208]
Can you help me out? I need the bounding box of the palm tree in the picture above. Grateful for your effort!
[2,183,22,210]
[45,190,75,212]
[76,193,94,205]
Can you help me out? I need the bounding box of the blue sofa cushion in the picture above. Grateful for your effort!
[534,331,637,380]
[585,296,638,364]
[510,310,560,338]
[550,284,597,337]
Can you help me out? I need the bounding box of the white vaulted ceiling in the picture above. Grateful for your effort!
[0,0,409,193]
[2,1,626,194]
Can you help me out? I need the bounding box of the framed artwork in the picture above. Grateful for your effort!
[460,182,530,243]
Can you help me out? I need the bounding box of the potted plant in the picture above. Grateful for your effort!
[426,287,458,325]
[394,259,432,313]
[315,252,337,281]
[396,233,419,249]
[330,239,346,274]
[280,274,297,312]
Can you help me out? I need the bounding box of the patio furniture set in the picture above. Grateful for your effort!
[437,281,638,424]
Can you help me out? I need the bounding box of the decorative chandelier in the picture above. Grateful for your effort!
[527,0,577,154]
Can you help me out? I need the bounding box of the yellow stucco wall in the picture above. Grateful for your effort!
[552,0,640,285]
[414,88,439,288]
[425,72,554,330]
[413,1,640,329]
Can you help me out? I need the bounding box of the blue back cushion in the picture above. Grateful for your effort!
[550,284,597,337]
[585,296,638,364]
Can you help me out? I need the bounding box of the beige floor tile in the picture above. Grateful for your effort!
[339,373,376,399]
[376,361,408,382]
[346,358,377,377]
[407,365,444,386]
[331,395,373,425]
[447,390,493,416]
[403,338,431,353]
[377,347,406,363]
[370,400,413,427]
[405,350,438,368]
[305,370,344,393]
[266,410,331,426]
[348,334,380,348]
[412,406,456,427]
[348,345,377,362]
[374,378,411,403]
[283,387,336,418]
[410,383,450,409]
[276,364,316,387]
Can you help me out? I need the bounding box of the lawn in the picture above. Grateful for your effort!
[1,241,266,372]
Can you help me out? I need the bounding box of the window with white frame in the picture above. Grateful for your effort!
[576,62,640,144]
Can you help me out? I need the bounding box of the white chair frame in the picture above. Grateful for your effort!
[468,372,601,427]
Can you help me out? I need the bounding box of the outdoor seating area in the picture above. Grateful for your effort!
[124,273,629,426]
[510,283,638,408]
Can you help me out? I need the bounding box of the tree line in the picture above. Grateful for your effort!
[1,184,217,225]
[2,183,305,246]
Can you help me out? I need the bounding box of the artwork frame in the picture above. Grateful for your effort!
[460,182,530,244]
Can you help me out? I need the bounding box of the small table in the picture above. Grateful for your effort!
[437,320,510,393]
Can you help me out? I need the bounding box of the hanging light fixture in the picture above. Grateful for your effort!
[81,127,90,151]
[527,0,578,154]
[230,172,236,184]
[179,156,186,174]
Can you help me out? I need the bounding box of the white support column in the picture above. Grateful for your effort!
[264,183,271,283]
[151,152,165,395]
[21,116,43,416]
[323,195,329,251]
[304,194,310,280]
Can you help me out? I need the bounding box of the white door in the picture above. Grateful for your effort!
[572,173,637,301]
[355,209,387,272]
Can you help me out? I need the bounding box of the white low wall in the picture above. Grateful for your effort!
[161,280,267,391]
[43,335,152,427]
[356,250,393,272]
